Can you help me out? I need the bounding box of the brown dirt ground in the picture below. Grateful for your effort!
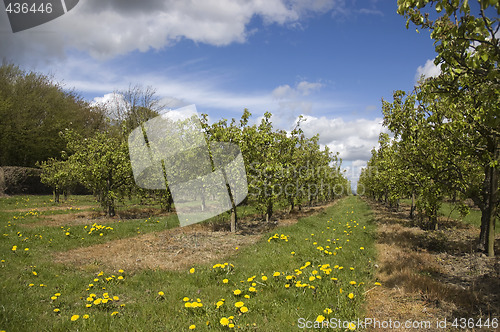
[363,199,500,332]
[53,201,337,272]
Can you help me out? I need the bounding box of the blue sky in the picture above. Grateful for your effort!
[0,0,442,189]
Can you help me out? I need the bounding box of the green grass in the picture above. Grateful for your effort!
[400,198,499,229]
[0,195,377,331]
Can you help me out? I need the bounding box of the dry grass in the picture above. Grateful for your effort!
[53,201,337,272]
[364,199,500,332]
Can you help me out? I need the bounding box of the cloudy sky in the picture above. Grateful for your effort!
[0,0,441,190]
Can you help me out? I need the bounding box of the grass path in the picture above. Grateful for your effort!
[1,195,378,331]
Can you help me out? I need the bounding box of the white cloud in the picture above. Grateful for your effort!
[272,80,322,99]
[415,59,441,82]
[299,115,386,161]
[0,0,341,63]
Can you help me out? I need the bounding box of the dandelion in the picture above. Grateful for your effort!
[273,272,280,277]
[348,293,354,299]
[113,296,119,301]
[53,308,60,313]
[158,291,164,296]
[118,269,124,273]
[216,301,224,308]
[324,308,333,314]
[223,279,228,284]
[183,297,190,301]
[348,322,356,330]
[111,311,119,316]
[316,315,325,322]
[248,287,256,292]
[24,248,29,251]
[51,296,57,300]
[28,283,34,287]
[189,325,196,330]
[233,289,241,295]
[220,317,229,326]
[234,301,244,308]
[240,306,248,313]
[374,282,381,286]
[117,276,124,280]
[11,245,17,251]
[360,247,365,250]
[350,281,356,285]
[189,268,195,274]
[261,276,267,281]
[71,315,79,321]
[55,293,61,297]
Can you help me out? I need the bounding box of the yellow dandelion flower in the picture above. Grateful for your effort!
[93,298,102,305]
[223,279,228,284]
[233,289,241,295]
[309,276,315,281]
[28,283,34,287]
[113,296,119,301]
[51,296,57,300]
[117,276,124,280]
[244,294,250,299]
[324,308,333,314]
[71,315,79,321]
[348,293,354,299]
[183,297,190,301]
[374,282,381,286]
[348,322,356,330]
[53,308,60,313]
[83,314,89,319]
[111,311,119,316]
[316,315,325,322]
[273,272,280,277]
[234,301,244,308]
[248,287,256,292]
[261,275,268,281]
[185,302,192,308]
[240,306,248,313]
[158,291,164,296]
[220,317,229,326]
[86,304,92,308]
[189,268,195,274]
[350,281,356,285]
[189,325,196,330]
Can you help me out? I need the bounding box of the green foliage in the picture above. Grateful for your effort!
[363,0,500,254]
[62,130,133,216]
[0,62,107,167]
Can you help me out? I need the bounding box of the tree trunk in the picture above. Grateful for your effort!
[108,204,115,217]
[265,198,273,223]
[479,141,498,257]
[410,191,415,219]
[230,207,237,233]
[53,189,60,203]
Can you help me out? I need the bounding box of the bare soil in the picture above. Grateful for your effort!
[363,199,500,332]
[53,201,337,272]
